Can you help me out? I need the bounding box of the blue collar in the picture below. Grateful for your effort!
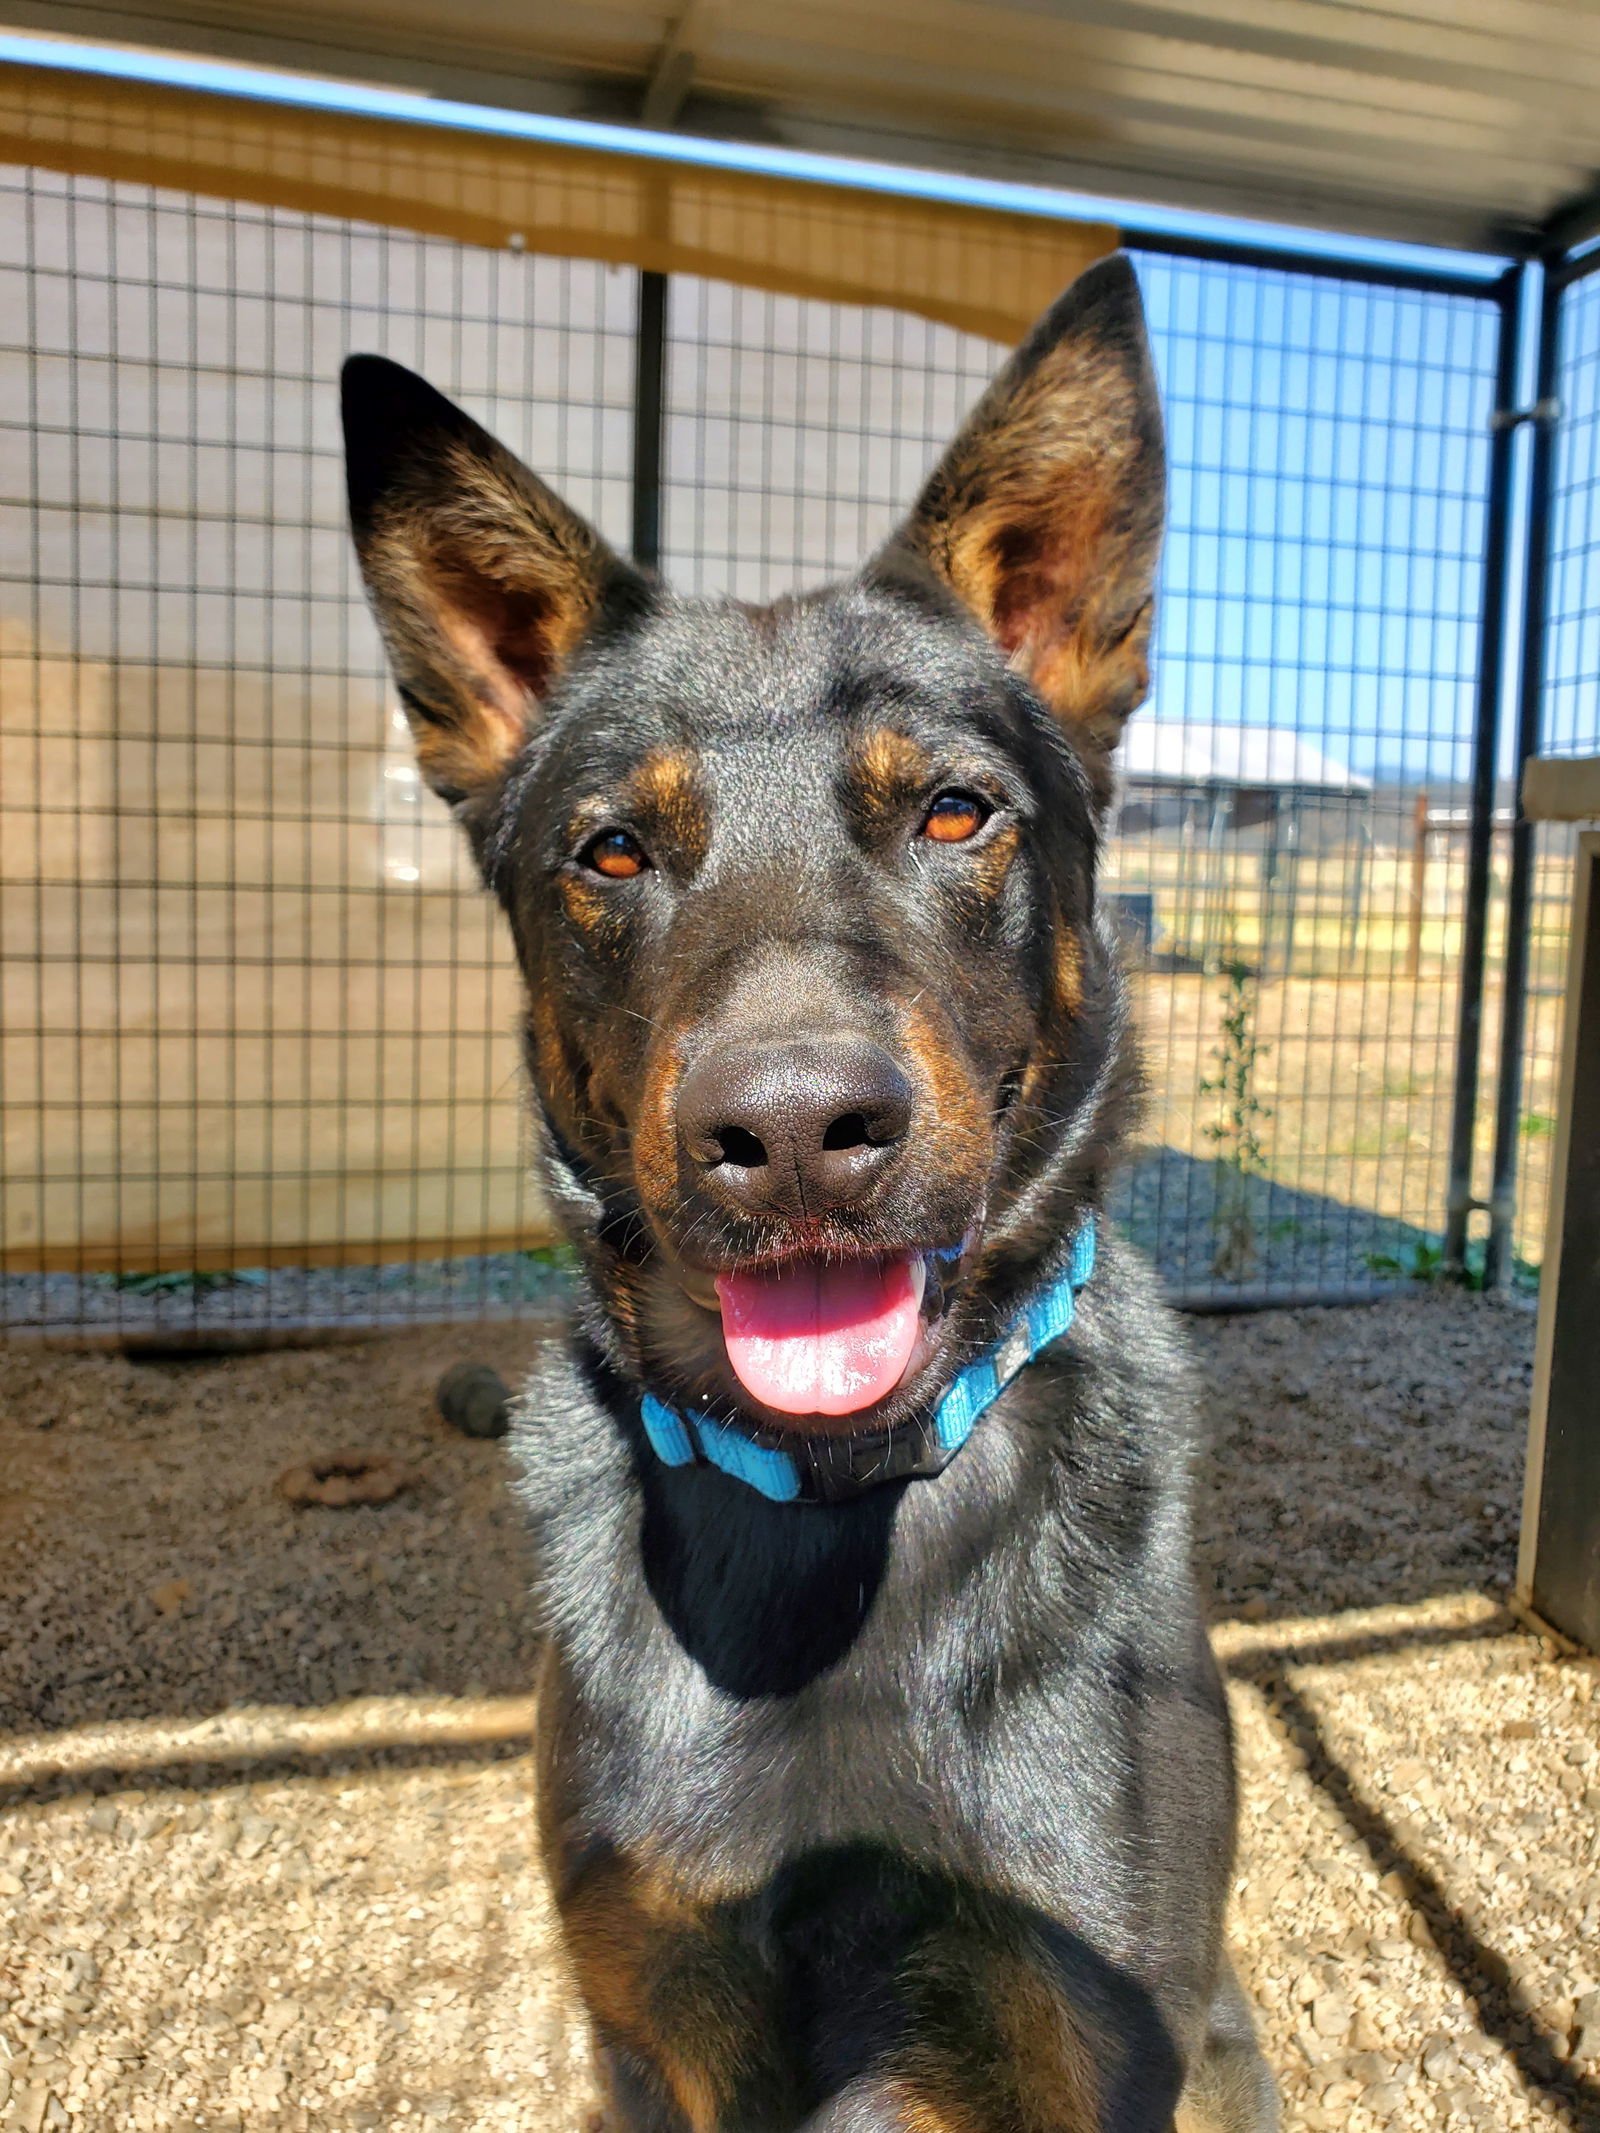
[638,1219,1096,1506]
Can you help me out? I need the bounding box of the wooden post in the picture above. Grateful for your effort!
[1408,787,1429,978]
[1520,828,1600,1652]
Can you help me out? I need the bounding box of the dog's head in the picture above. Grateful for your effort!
[342,254,1162,1438]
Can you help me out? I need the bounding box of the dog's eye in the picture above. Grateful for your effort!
[582,829,649,879]
[920,791,990,844]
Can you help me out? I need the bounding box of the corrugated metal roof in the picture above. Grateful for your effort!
[4,0,1598,250]
[1122,721,1371,791]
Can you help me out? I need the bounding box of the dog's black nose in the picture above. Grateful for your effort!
[677,1037,913,1218]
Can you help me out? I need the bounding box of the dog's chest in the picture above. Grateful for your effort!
[543,1574,1143,1934]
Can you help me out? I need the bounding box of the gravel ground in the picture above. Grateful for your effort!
[2,1287,1597,2131]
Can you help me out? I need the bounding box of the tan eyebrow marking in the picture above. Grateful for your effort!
[628,747,709,865]
[849,730,934,822]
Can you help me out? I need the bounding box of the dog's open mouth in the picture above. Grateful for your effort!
[715,1253,928,1417]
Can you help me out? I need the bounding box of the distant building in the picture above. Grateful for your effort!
[1114,721,1371,846]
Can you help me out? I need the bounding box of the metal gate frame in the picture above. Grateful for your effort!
[1480,236,1600,1291]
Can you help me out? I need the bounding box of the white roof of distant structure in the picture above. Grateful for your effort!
[1121,722,1370,794]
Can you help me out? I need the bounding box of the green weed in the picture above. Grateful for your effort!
[1200,956,1272,1281]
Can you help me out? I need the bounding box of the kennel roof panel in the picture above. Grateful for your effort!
[4,0,1598,251]
[1122,721,1371,793]
[0,58,1116,344]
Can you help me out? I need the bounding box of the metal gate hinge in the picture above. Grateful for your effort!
[1490,396,1560,432]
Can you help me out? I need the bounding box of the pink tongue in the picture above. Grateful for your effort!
[715,1255,922,1417]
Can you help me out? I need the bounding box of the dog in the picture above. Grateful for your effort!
[340,253,1278,2133]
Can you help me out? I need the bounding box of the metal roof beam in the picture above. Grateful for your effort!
[640,1,718,130]
[0,0,1546,252]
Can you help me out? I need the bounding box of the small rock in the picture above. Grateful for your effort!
[1364,2080,1409,2114]
[1311,1991,1353,2038]
[435,1361,512,1440]
[261,1999,301,2041]
[1442,2087,1491,2129]
[149,1576,192,1616]
[84,1804,118,1835]
[1391,1758,1430,1788]
[232,1816,275,1860]
[1296,2029,1342,2068]
[1317,2076,1361,2110]
[1422,2034,1461,2082]
[1533,1995,1575,2040]
[1572,2022,1600,2066]
[1502,1718,1537,1740]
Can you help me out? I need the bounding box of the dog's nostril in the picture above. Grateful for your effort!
[821,1110,871,1152]
[714,1124,768,1168]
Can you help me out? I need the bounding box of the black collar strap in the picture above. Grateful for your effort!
[638,1219,1096,1506]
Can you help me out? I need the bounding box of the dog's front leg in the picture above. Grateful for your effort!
[589,2042,695,2133]
[799,2067,1100,2133]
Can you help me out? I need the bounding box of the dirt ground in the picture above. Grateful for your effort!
[2,1288,1598,2132]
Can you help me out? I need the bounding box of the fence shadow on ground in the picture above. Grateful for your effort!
[1112,1143,1438,1295]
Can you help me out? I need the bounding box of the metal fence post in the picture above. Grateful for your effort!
[1444,263,1526,1276]
[632,268,668,571]
[1484,267,1562,1288]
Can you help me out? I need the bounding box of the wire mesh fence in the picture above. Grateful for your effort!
[0,166,633,1336]
[0,151,1546,1336]
[1114,251,1505,1296]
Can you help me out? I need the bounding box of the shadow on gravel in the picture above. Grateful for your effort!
[0,1324,551,1738]
[3,1260,1534,1748]
[1190,1284,1533,1628]
[1235,1653,1600,2130]
[1111,1143,1436,1295]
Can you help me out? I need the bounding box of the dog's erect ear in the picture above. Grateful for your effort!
[881,254,1164,806]
[341,355,644,803]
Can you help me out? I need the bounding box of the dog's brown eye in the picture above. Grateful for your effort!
[583,829,649,879]
[921,792,990,844]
